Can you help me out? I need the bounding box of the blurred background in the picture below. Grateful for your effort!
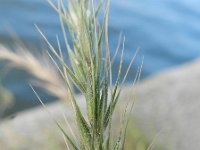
[0,0,200,115]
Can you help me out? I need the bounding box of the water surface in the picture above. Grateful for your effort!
[0,0,200,113]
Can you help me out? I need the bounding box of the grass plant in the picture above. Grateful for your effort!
[35,0,140,149]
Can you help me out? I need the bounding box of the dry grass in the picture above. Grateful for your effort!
[0,45,68,101]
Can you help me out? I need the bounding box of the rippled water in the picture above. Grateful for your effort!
[1,0,200,112]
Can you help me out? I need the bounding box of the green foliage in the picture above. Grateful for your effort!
[0,85,13,116]
[124,119,168,150]
[37,0,139,149]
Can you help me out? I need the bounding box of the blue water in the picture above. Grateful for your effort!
[1,0,200,112]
